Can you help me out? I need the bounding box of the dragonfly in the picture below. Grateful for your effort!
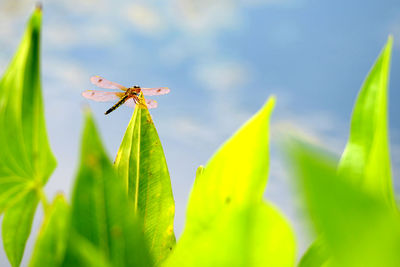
[82,76,170,115]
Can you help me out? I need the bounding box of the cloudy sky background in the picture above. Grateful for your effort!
[1,0,400,265]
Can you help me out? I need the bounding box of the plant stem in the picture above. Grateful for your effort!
[37,186,50,213]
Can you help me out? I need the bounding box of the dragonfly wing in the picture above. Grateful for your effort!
[124,98,158,109]
[140,87,170,96]
[124,98,136,108]
[145,98,158,109]
[90,76,127,90]
[82,90,124,102]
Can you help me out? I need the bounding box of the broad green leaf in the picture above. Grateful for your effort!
[186,97,276,231]
[166,202,295,267]
[288,141,400,267]
[166,97,296,266]
[2,190,39,267]
[0,7,56,266]
[339,37,395,208]
[64,111,152,267]
[30,194,69,267]
[114,99,175,264]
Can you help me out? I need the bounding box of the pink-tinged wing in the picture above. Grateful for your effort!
[90,76,127,90]
[124,98,136,108]
[82,90,124,102]
[140,87,170,96]
[145,98,158,109]
[124,98,158,109]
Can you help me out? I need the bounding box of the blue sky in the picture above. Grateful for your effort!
[1,0,400,265]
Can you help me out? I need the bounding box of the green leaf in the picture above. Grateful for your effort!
[114,101,175,264]
[298,238,330,267]
[288,141,400,267]
[2,191,39,267]
[29,194,69,267]
[339,37,395,208]
[165,97,296,266]
[186,97,276,231]
[61,233,112,267]
[0,7,56,266]
[65,110,153,267]
[166,202,295,267]
[298,37,396,266]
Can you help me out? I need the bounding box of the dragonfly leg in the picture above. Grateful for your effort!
[132,94,140,104]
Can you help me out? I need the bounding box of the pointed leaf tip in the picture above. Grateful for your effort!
[0,7,54,266]
[115,104,175,264]
[35,3,43,12]
[164,95,295,267]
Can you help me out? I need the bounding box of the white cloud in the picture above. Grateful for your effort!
[122,3,166,36]
[194,61,250,91]
[44,22,79,48]
[163,116,218,146]
[51,0,108,16]
[388,20,400,49]
[271,109,346,155]
[241,0,304,8]
[43,59,89,92]
[173,0,239,34]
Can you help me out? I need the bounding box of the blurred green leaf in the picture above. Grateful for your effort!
[298,238,330,267]
[167,201,295,267]
[62,233,112,267]
[298,37,396,266]
[165,97,296,266]
[288,141,400,267]
[339,37,395,207]
[0,7,56,266]
[114,101,175,264]
[2,190,39,267]
[29,194,69,267]
[63,111,152,267]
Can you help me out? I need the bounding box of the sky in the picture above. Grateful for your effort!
[1,0,400,265]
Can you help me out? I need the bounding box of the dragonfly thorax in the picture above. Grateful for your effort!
[126,86,141,96]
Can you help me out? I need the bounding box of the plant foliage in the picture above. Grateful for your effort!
[0,7,397,267]
[0,7,56,267]
[115,98,175,264]
[292,37,398,267]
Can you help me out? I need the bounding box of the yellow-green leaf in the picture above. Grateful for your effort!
[0,7,56,266]
[166,202,295,267]
[29,194,69,267]
[115,101,175,264]
[165,97,296,266]
[298,238,330,267]
[186,97,276,232]
[288,141,400,267]
[339,37,395,208]
[64,110,153,267]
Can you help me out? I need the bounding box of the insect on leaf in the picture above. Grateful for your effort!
[63,110,152,267]
[115,96,175,264]
[0,7,56,267]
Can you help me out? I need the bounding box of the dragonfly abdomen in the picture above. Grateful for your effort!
[105,94,129,115]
